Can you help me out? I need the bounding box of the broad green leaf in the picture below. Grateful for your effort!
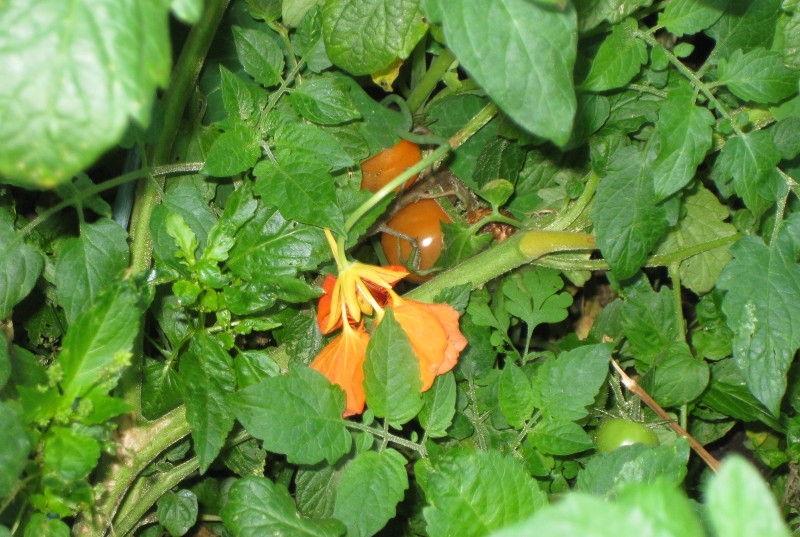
[336,75,405,153]
[272,120,355,171]
[572,0,653,32]
[702,360,782,430]
[718,48,800,103]
[203,122,261,177]
[0,402,30,497]
[620,280,680,367]
[333,449,409,537]
[157,490,198,537]
[222,476,345,537]
[322,0,427,76]
[170,0,203,24]
[232,26,284,88]
[772,116,800,160]
[230,366,351,464]
[151,184,218,266]
[706,457,791,537]
[44,427,101,482]
[498,363,534,429]
[707,0,782,61]
[592,145,669,279]
[363,309,424,427]
[472,137,527,188]
[57,279,148,405]
[420,448,546,537]
[226,205,328,281]
[530,418,595,456]
[582,18,647,92]
[654,186,738,294]
[0,0,170,187]
[283,0,322,27]
[222,438,268,477]
[659,0,728,36]
[419,372,456,437]
[652,86,715,200]
[640,342,710,407]
[434,0,577,146]
[179,332,236,473]
[438,222,493,268]
[235,350,280,388]
[289,76,361,125]
[0,214,44,318]
[296,462,345,519]
[219,66,269,127]
[501,268,573,333]
[564,92,611,150]
[23,515,70,537]
[478,179,515,208]
[253,155,344,231]
[530,344,610,421]
[717,215,800,416]
[54,219,129,324]
[576,439,690,497]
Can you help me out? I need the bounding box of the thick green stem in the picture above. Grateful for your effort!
[448,103,498,151]
[544,171,599,231]
[346,421,427,457]
[406,49,456,114]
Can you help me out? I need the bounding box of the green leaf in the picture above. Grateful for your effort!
[289,76,361,125]
[230,366,351,464]
[530,418,595,456]
[707,0,782,62]
[651,86,715,200]
[659,0,728,36]
[253,155,344,231]
[572,0,652,33]
[501,268,573,334]
[272,120,355,171]
[284,0,322,27]
[0,0,170,187]
[0,402,30,497]
[434,0,577,146]
[151,185,218,266]
[0,332,8,391]
[170,0,203,24]
[498,363,534,429]
[582,18,648,92]
[706,457,791,537]
[478,179,515,208]
[235,350,281,388]
[179,332,236,473]
[420,448,546,537]
[472,138,527,188]
[219,65,269,126]
[592,145,669,279]
[57,279,148,405]
[322,0,427,75]
[772,115,800,160]
[296,462,344,519]
[640,342,709,406]
[530,344,611,421]
[54,219,129,324]
[23,515,70,537]
[44,427,101,482]
[157,490,198,537]
[363,309,424,427]
[333,449,409,537]
[419,372,456,437]
[438,222,493,268]
[621,283,679,367]
[203,122,261,177]
[717,215,800,416]
[0,214,44,318]
[222,476,345,537]
[232,26,284,88]
[702,361,782,430]
[222,438,268,477]
[718,48,800,103]
[654,186,738,294]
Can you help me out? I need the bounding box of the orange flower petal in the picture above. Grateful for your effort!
[316,274,341,334]
[310,324,370,417]
[391,301,450,391]
[413,301,467,376]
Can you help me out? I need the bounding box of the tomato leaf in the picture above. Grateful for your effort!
[156,490,198,537]
[718,48,800,104]
[289,76,361,125]
[0,214,44,319]
[498,363,534,429]
[582,18,648,92]
[707,0,782,62]
[530,418,595,456]
[659,0,727,37]
[204,122,262,177]
[0,402,30,497]
[419,372,457,438]
[233,25,284,88]
[639,342,710,407]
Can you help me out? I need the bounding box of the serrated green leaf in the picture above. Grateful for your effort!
[421,448,546,537]
[284,0,322,27]
[219,65,270,126]
[333,449,409,537]
[322,0,427,76]
[230,366,351,464]
[157,490,198,537]
[498,363,534,429]
[44,427,101,482]
[717,215,800,416]
[707,457,791,537]
[433,0,577,146]
[419,372,456,437]
[54,219,129,323]
[714,130,782,214]
[151,185,218,267]
[640,342,709,406]
[652,86,715,200]
[0,0,170,187]
[502,268,573,335]
[531,418,595,456]
[179,332,236,473]
[204,123,261,177]
[592,145,669,279]
[572,0,653,33]
[718,48,800,103]
[707,0,782,62]
[472,138,527,188]
[582,18,647,92]
[272,119,355,171]
[654,186,738,294]
[222,438,268,477]
[0,215,43,319]
[363,309,424,427]
[438,222,493,268]
[232,26,284,88]
[0,402,30,497]
[289,76,361,125]
[772,115,800,160]
[621,283,679,367]
[222,476,345,537]
[530,344,610,421]
[296,461,345,520]
[659,0,728,36]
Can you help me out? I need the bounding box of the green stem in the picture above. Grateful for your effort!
[668,262,686,341]
[407,231,596,302]
[346,421,428,457]
[544,171,599,231]
[448,102,498,151]
[510,410,542,455]
[406,49,456,114]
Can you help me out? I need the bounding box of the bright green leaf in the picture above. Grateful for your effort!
[501,268,573,334]
[203,123,261,177]
[0,214,44,319]
[289,76,361,125]
[718,48,800,103]
[157,490,198,537]
[498,363,534,429]
[232,26,284,88]
[283,0,322,27]
[44,427,101,482]
[640,342,710,406]
[620,282,679,367]
[0,402,30,497]
[659,0,728,36]
[170,0,203,23]
[707,0,782,62]
[582,18,648,92]
[419,372,456,437]
[531,418,595,456]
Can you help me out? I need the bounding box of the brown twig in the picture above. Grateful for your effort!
[611,359,721,472]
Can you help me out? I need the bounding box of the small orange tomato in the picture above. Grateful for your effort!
[360,139,422,193]
[381,199,451,283]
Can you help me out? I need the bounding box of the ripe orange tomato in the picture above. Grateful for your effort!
[360,139,421,193]
[381,199,451,283]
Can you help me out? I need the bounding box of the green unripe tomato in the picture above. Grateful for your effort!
[595,418,659,453]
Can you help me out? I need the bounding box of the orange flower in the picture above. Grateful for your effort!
[386,294,468,391]
[310,321,371,417]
